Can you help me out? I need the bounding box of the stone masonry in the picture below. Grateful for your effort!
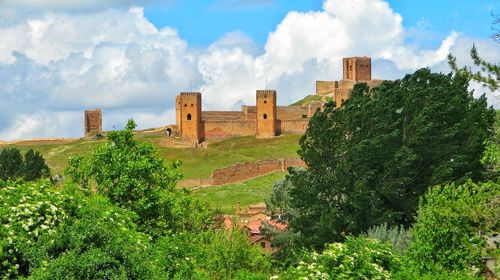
[84,109,102,136]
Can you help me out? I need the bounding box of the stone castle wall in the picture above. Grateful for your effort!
[202,111,245,120]
[277,106,307,119]
[211,158,306,185]
[279,119,310,134]
[84,109,102,135]
[204,120,256,139]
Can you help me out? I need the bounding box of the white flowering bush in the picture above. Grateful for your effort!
[278,236,401,280]
[0,179,72,279]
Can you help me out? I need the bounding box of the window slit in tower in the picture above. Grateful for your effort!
[263,114,267,119]
[187,114,192,120]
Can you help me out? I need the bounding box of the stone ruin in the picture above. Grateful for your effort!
[84,108,102,136]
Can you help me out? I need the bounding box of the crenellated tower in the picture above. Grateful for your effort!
[177,92,204,143]
[256,90,277,138]
[343,56,372,81]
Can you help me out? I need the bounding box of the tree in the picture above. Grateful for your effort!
[153,229,272,279]
[65,119,213,237]
[0,148,50,181]
[286,69,495,250]
[407,181,500,274]
[448,13,500,91]
[28,195,162,279]
[0,148,24,180]
[0,179,73,278]
[448,45,500,91]
[23,149,50,181]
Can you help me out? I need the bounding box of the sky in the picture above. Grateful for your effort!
[0,0,499,140]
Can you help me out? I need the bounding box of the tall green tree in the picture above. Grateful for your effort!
[406,180,499,275]
[0,148,24,180]
[65,119,213,237]
[287,69,495,249]
[0,148,50,181]
[23,149,50,181]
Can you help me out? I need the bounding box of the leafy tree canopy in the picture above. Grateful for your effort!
[407,180,500,274]
[286,68,495,249]
[65,119,213,237]
[0,148,50,181]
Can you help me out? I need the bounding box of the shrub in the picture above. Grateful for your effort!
[407,180,500,274]
[366,223,410,254]
[278,236,401,280]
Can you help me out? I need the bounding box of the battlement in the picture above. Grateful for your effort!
[180,92,201,96]
[256,90,277,97]
[343,56,371,81]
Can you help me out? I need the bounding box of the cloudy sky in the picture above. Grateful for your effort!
[0,0,499,140]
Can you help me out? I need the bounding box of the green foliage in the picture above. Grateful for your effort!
[0,148,23,180]
[393,260,482,280]
[407,180,500,274]
[287,68,495,249]
[0,180,72,279]
[192,171,285,214]
[365,223,410,255]
[65,119,213,237]
[278,236,401,280]
[153,229,272,279]
[449,45,500,90]
[481,112,500,180]
[0,148,50,181]
[28,195,162,279]
[23,149,51,181]
[266,173,297,223]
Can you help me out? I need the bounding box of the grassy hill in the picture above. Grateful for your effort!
[1,132,302,213]
[191,172,286,213]
[1,132,302,180]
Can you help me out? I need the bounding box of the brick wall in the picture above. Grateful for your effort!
[211,158,306,185]
[84,109,102,135]
[204,120,256,140]
[202,111,245,120]
[278,119,310,134]
[316,81,335,95]
[277,106,306,119]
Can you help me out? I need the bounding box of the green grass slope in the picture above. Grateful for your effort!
[191,172,286,213]
[1,133,302,180]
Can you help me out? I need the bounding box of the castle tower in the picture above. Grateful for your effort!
[343,56,371,81]
[84,108,102,136]
[256,90,277,138]
[175,95,181,130]
[178,92,204,143]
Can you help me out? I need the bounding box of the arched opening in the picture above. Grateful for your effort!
[191,103,194,107]
[263,114,267,119]
[166,128,172,137]
[184,104,187,107]
[187,113,192,120]
[264,100,267,104]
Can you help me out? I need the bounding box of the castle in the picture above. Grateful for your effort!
[84,57,382,143]
[174,56,382,144]
[174,90,322,143]
[316,56,383,107]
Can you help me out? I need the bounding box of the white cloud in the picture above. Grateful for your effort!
[0,0,498,140]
